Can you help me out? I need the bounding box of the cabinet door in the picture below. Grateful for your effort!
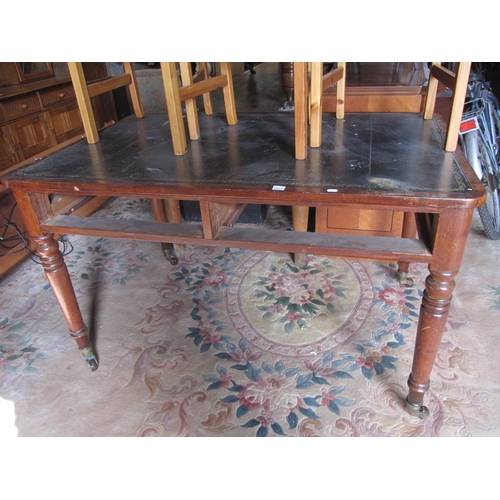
[46,103,84,144]
[8,114,56,160]
[0,125,20,171]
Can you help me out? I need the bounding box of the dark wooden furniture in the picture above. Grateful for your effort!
[0,77,83,169]
[0,63,122,277]
[0,70,85,277]
[0,63,119,171]
[3,109,485,419]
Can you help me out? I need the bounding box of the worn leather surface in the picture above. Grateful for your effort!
[9,113,472,194]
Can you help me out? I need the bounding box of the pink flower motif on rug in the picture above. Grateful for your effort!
[252,260,348,333]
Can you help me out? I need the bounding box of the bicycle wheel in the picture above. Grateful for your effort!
[477,134,500,239]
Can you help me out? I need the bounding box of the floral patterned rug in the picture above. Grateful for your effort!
[1,197,499,436]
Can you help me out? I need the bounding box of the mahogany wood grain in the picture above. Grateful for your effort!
[41,213,433,263]
[407,208,475,408]
[33,233,90,348]
[280,63,294,103]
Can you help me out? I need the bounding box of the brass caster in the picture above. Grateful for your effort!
[80,346,98,372]
[397,272,414,287]
[162,247,178,265]
[279,101,294,111]
[406,398,430,419]
[86,357,99,372]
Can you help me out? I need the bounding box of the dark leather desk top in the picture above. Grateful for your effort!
[6,112,479,200]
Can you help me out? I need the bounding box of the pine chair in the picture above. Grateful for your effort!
[291,62,346,265]
[68,62,179,264]
[294,62,346,159]
[68,62,145,144]
[160,62,237,156]
[293,62,469,159]
[290,62,472,275]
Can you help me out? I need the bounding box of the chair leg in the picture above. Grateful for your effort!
[294,62,308,160]
[445,62,471,152]
[179,62,200,141]
[122,62,145,118]
[220,63,238,125]
[310,62,323,148]
[161,62,187,156]
[336,62,346,119]
[198,63,214,115]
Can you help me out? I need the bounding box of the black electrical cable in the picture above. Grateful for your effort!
[1,202,74,263]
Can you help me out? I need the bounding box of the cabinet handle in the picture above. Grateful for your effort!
[59,93,65,98]
[21,103,28,109]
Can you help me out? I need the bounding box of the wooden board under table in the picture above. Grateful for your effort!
[3,112,486,418]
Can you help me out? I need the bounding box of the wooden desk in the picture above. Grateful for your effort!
[3,112,486,418]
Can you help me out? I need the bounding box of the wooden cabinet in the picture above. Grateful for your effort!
[0,81,83,171]
[0,63,119,175]
[0,82,86,278]
[38,82,76,108]
[46,102,84,144]
[0,63,122,278]
[1,93,43,121]
[8,113,54,160]
[0,125,19,169]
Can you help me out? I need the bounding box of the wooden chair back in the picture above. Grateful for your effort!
[160,62,238,156]
[293,62,346,159]
[423,62,471,151]
[67,62,144,144]
[296,61,471,158]
[291,62,472,270]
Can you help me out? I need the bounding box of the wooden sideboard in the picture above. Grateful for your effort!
[0,63,120,278]
[0,79,84,169]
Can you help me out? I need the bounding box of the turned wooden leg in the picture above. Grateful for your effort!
[34,234,97,371]
[406,269,456,417]
[151,199,179,265]
[397,212,417,286]
[280,62,294,105]
[405,208,473,418]
[292,205,309,267]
